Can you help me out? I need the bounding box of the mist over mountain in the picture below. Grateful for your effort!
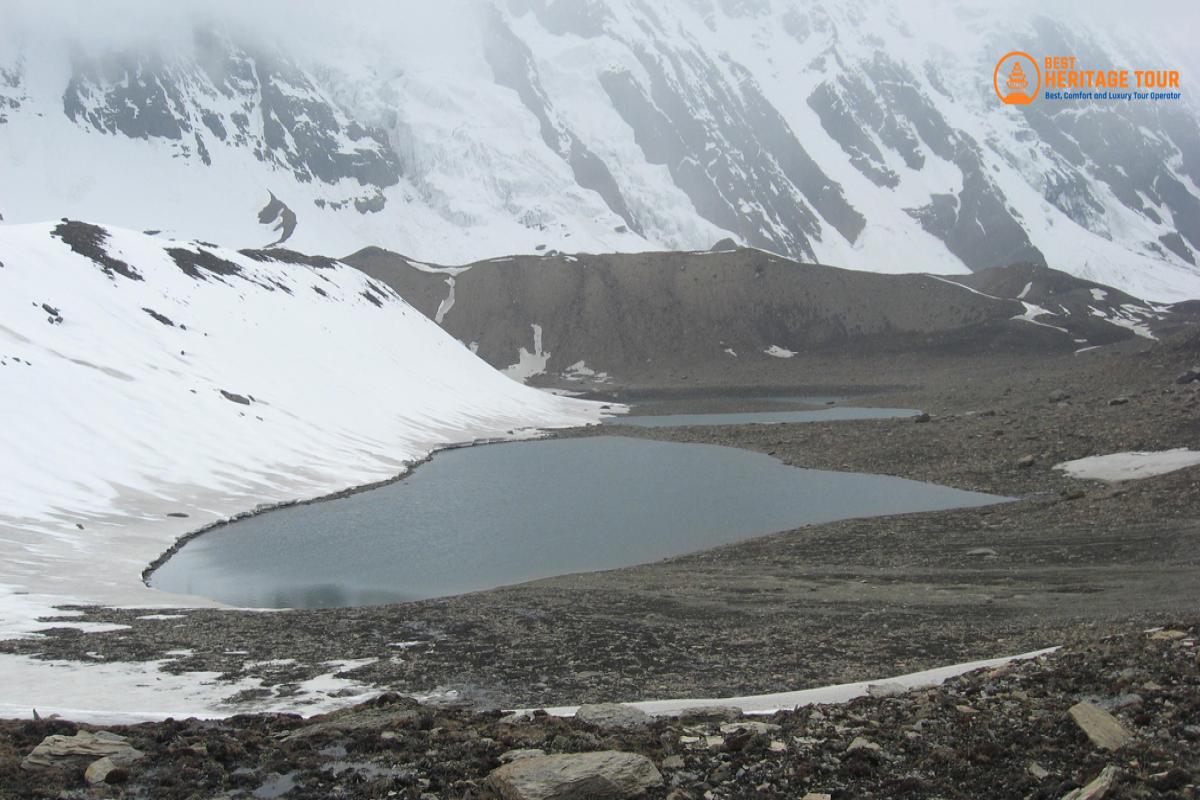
[2,0,1199,299]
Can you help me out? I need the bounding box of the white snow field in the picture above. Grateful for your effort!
[2,2,1199,299]
[0,220,613,714]
[1054,449,1200,482]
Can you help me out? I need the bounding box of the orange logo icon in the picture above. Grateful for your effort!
[994,51,1040,105]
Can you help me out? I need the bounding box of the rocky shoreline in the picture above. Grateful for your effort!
[3,619,1196,798]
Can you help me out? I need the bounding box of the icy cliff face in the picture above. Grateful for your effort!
[1,0,1198,299]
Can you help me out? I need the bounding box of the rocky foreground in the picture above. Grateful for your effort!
[4,620,1197,799]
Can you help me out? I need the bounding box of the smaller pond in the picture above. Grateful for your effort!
[151,437,1004,609]
[612,407,920,427]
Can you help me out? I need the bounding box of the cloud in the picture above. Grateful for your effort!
[3,0,1195,87]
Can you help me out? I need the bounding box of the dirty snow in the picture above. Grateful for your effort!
[537,647,1058,718]
[1054,449,1200,481]
[503,323,550,382]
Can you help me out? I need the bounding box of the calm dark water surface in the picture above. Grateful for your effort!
[614,407,919,427]
[152,436,1002,609]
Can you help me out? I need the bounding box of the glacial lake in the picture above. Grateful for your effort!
[151,437,1004,609]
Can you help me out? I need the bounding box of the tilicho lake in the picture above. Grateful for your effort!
[151,435,1004,609]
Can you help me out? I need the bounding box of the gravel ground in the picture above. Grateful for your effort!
[3,619,1197,799]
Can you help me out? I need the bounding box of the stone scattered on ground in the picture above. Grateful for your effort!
[487,751,662,800]
[20,730,144,771]
[1068,701,1132,751]
[83,756,129,785]
[866,681,909,697]
[845,736,882,754]
[575,703,652,731]
[718,720,780,736]
[1062,765,1121,800]
[0,619,1196,798]
[671,706,743,723]
[499,748,548,763]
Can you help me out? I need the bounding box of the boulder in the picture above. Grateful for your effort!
[575,703,651,731]
[718,721,781,736]
[500,749,548,764]
[867,681,909,697]
[21,731,145,771]
[672,705,743,723]
[1149,629,1188,641]
[1174,367,1200,385]
[488,751,663,800]
[1068,702,1131,751]
[1048,390,1071,403]
[84,756,129,785]
[846,736,882,754]
[1061,765,1120,800]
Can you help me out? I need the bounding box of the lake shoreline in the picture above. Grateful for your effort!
[148,433,1001,608]
[4,341,1197,715]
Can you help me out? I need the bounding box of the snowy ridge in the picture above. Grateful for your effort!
[0,221,608,619]
[2,2,1199,299]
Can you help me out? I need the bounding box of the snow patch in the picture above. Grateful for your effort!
[0,653,380,724]
[1054,449,1200,482]
[503,323,550,382]
[1012,302,1069,334]
[561,360,611,383]
[433,276,455,323]
[536,647,1058,718]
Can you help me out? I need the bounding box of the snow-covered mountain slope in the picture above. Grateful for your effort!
[0,221,607,618]
[2,1,1199,299]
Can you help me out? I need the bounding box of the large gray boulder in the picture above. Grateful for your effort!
[21,730,145,771]
[488,751,663,800]
[575,703,652,731]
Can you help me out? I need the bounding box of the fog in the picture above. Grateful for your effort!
[4,0,1197,73]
